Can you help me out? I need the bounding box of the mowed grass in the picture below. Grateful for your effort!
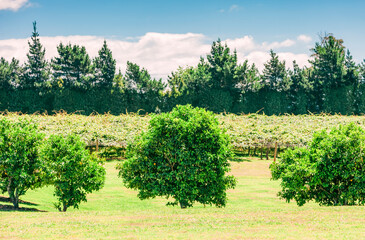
[1,159,364,239]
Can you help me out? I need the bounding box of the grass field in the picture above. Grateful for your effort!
[1,158,364,239]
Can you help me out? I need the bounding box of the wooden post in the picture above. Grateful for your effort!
[96,139,99,152]
[274,142,278,163]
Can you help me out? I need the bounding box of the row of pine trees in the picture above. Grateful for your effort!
[1,22,365,115]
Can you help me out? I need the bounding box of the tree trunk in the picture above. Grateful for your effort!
[179,200,187,209]
[7,178,19,209]
[62,202,68,212]
[273,142,278,163]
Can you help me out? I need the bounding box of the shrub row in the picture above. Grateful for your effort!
[0,119,105,211]
[1,105,364,210]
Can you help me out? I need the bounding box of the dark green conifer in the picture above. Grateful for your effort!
[94,40,116,88]
[25,21,50,90]
[52,43,93,89]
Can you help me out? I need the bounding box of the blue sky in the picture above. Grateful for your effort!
[0,0,364,78]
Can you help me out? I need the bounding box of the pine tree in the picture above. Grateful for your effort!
[310,34,346,89]
[234,60,261,93]
[360,60,365,84]
[94,40,116,88]
[113,69,124,91]
[0,58,22,90]
[261,50,289,92]
[203,39,239,112]
[0,58,12,90]
[259,50,291,114]
[124,61,151,94]
[309,34,347,112]
[52,43,93,90]
[344,51,360,114]
[344,50,359,86]
[287,61,312,113]
[124,61,164,112]
[25,21,50,90]
[206,39,238,91]
[167,66,195,97]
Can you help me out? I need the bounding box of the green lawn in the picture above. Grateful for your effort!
[1,159,364,239]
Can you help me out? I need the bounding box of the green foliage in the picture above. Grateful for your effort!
[287,61,311,114]
[262,50,289,92]
[2,26,365,115]
[0,58,13,90]
[234,61,261,94]
[94,40,116,88]
[41,134,106,212]
[112,69,125,91]
[118,105,236,208]
[0,57,22,90]
[167,66,196,98]
[167,61,211,110]
[309,34,349,112]
[0,119,46,208]
[124,61,165,113]
[271,123,365,206]
[4,113,365,155]
[261,90,291,115]
[206,39,238,91]
[24,21,50,91]
[52,43,94,90]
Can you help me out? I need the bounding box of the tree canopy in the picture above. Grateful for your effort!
[1,23,365,115]
[118,105,236,208]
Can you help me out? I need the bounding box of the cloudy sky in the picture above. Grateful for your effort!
[0,0,364,79]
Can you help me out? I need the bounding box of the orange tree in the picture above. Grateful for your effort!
[118,105,236,208]
[41,134,105,212]
[0,119,47,209]
[271,123,365,206]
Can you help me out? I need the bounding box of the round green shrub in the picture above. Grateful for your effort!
[271,123,365,206]
[118,105,236,208]
[41,134,106,212]
[0,118,47,209]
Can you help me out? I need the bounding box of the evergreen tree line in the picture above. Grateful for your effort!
[1,22,365,115]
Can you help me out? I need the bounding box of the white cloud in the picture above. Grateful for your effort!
[225,36,257,53]
[244,51,271,71]
[219,4,240,13]
[297,34,312,43]
[277,52,311,68]
[264,39,296,49]
[0,0,29,11]
[229,4,239,12]
[0,33,311,79]
[243,51,310,71]
[226,36,296,53]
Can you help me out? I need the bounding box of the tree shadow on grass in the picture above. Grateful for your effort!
[0,196,47,212]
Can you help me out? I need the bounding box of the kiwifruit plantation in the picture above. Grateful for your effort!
[0,112,364,239]
[1,1,365,238]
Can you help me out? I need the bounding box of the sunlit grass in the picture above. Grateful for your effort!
[1,159,364,239]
